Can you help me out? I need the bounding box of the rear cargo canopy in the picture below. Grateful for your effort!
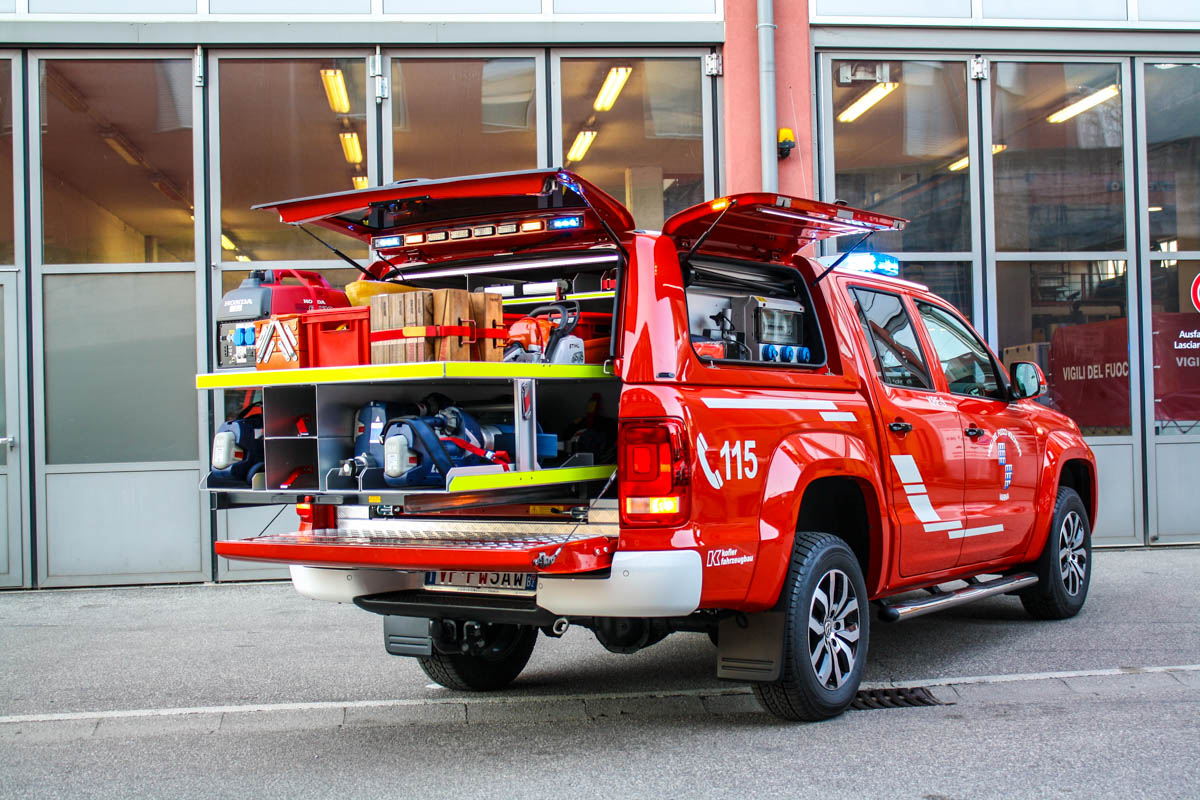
[662,194,906,263]
[251,169,636,264]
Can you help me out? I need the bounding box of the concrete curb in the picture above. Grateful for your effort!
[2,665,1196,743]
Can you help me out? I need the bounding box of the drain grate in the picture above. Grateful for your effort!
[850,686,945,710]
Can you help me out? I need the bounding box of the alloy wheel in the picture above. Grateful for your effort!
[807,568,861,689]
[1058,510,1088,597]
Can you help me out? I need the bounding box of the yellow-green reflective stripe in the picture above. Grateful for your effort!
[196,361,613,389]
[447,465,615,493]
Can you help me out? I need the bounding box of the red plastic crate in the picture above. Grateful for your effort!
[301,306,370,367]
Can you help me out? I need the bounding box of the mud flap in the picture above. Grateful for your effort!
[384,615,432,657]
[716,612,784,681]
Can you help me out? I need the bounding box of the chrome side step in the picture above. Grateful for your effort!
[876,572,1038,623]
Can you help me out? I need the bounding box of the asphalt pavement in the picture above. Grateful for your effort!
[0,547,1197,799]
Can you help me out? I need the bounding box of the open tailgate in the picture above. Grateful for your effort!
[662,193,906,262]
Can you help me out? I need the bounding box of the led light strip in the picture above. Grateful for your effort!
[373,216,583,251]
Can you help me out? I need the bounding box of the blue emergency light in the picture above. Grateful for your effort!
[817,251,901,277]
[549,216,583,230]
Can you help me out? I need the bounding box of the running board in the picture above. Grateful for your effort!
[876,572,1038,623]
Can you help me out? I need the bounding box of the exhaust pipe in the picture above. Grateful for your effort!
[551,617,570,636]
[877,572,1038,623]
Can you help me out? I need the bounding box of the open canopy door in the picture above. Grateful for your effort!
[662,194,906,263]
[252,169,636,266]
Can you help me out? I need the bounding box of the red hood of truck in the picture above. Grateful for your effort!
[253,169,635,264]
[662,194,906,262]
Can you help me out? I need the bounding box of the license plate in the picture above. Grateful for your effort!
[424,571,537,596]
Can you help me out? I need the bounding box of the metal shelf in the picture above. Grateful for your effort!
[196,361,614,390]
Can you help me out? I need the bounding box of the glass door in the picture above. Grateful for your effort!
[1138,58,1200,545]
[0,272,23,586]
[982,57,1141,546]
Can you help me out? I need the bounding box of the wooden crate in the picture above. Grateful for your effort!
[470,291,505,362]
[369,294,404,365]
[431,289,470,361]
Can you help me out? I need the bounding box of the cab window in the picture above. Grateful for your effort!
[915,301,1006,400]
[851,288,932,390]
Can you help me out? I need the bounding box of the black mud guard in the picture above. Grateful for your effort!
[716,612,784,681]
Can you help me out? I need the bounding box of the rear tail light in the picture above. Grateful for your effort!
[295,498,336,532]
[618,418,690,527]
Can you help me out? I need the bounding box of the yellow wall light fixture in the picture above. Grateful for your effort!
[593,66,632,112]
[220,234,236,251]
[566,130,597,162]
[351,175,369,190]
[1047,84,1120,124]
[339,131,364,165]
[836,82,898,123]
[320,68,351,114]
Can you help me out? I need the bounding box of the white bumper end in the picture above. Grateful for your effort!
[536,550,703,617]
[289,566,422,603]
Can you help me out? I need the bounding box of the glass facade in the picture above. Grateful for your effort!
[1,60,12,266]
[560,57,705,230]
[391,58,538,181]
[218,58,370,264]
[40,59,195,264]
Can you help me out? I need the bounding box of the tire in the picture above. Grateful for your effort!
[418,623,537,691]
[1020,487,1092,620]
[752,532,869,722]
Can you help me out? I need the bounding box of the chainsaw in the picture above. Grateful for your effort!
[503,301,585,365]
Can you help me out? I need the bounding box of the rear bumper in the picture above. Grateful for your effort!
[291,549,703,618]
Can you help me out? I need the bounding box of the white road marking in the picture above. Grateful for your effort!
[3,665,1196,725]
[701,398,837,411]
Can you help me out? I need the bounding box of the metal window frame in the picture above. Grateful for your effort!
[0,51,31,587]
[979,54,1142,545]
[816,52,984,327]
[380,48,549,184]
[1134,56,1200,545]
[26,48,210,586]
[550,47,716,204]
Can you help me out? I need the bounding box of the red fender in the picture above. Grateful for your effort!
[742,433,890,611]
[1020,430,1097,562]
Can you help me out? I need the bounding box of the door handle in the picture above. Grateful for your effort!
[965,426,985,438]
[888,421,913,434]
[0,436,13,450]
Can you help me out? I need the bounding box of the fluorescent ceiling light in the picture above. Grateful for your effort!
[566,130,597,162]
[102,134,142,166]
[1047,84,1120,124]
[399,253,619,282]
[351,175,369,190]
[220,234,236,251]
[1148,206,1163,212]
[339,131,364,165]
[836,82,898,123]
[1152,64,1181,70]
[593,67,632,112]
[235,254,251,262]
[948,144,1007,172]
[320,69,351,114]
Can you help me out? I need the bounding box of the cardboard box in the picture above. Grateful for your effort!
[1002,342,1050,373]
[470,291,505,362]
[406,290,433,362]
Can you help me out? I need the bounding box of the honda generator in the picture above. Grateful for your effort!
[216,269,349,369]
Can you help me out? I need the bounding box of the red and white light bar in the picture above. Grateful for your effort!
[372,215,584,251]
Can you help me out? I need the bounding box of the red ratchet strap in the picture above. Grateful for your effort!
[368,321,508,345]
[441,436,512,471]
[280,465,313,489]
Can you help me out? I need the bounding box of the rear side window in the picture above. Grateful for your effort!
[851,288,932,390]
[915,301,1006,400]
[682,258,826,368]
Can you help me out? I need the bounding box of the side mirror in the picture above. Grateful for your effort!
[1011,361,1047,400]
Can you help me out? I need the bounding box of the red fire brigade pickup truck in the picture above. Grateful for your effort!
[204,169,1096,721]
